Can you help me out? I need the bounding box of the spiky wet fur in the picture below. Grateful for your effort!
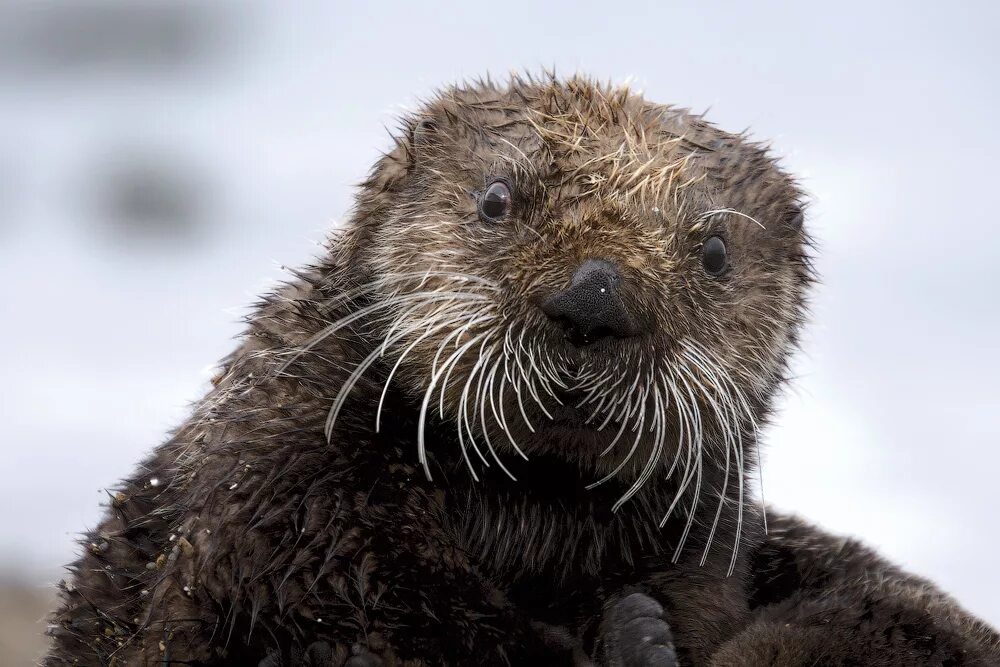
[46,75,999,666]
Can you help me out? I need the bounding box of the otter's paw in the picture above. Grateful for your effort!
[306,641,382,667]
[344,642,384,667]
[595,592,677,667]
[259,641,383,667]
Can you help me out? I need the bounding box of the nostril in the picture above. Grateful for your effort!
[551,315,573,332]
[589,325,613,342]
[540,297,572,329]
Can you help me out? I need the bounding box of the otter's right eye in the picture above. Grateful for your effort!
[702,236,728,276]
[478,180,512,222]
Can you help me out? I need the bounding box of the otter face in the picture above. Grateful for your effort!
[350,77,810,506]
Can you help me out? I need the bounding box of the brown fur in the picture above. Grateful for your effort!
[45,74,999,666]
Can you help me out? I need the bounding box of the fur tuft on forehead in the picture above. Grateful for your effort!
[382,74,806,239]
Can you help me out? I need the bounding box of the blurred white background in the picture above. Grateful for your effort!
[1,1,998,660]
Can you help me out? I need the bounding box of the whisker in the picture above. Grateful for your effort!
[491,364,529,461]
[596,409,632,458]
[418,330,492,480]
[459,336,496,469]
[612,380,669,511]
[278,291,488,374]
[436,313,497,416]
[671,368,705,562]
[685,339,757,571]
[476,346,518,480]
[518,329,554,420]
[319,269,500,310]
[586,371,653,492]
[676,356,734,568]
[697,207,766,230]
[660,366,695,528]
[509,330,537,434]
[375,307,486,432]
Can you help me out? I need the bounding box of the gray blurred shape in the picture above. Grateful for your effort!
[89,147,212,245]
[0,1,237,79]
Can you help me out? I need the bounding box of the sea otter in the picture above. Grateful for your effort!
[45,75,999,666]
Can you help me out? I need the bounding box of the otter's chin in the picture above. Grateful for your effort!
[542,400,592,426]
[527,415,626,457]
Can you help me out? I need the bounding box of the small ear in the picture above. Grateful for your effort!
[363,116,442,194]
[411,116,439,148]
[785,203,804,232]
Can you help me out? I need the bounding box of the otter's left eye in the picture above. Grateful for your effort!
[479,180,512,222]
[702,236,728,275]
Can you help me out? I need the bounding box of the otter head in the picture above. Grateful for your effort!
[336,76,810,511]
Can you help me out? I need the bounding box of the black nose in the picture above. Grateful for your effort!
[540,259,639,347]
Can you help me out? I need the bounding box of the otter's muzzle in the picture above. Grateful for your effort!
[540,259,639,347]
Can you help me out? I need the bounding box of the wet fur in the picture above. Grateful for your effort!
[46,75,999,665]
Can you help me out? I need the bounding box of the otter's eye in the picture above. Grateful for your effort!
[702,236,728,275]
[478,180,512,222]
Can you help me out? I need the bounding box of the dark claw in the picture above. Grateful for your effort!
[345,643,384,667]
[597,592,677,667]
[633,645,677,666]
[618,592,665,623]
[304,640,334,666]
[623,617,673,649]
[259,650,283,667]
[273,640,381,667]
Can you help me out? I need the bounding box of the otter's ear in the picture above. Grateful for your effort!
[364,116,440,193]
[785,204,805,232]
[411,116,440,148]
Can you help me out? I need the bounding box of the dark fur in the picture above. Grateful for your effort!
[46,75,999,666]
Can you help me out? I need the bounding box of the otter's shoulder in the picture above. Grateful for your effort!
[750,511,1000,654]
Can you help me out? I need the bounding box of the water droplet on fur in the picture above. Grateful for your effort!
[149,478,159,487]
[229,482,238,490]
